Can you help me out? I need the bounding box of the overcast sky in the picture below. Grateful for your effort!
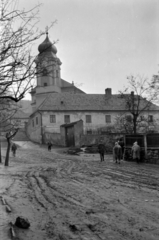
[20,0,159,95]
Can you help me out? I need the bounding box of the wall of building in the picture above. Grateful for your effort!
[43,132,61,145]
[27,109,159,146]
[26,112,42,143]
[74,120,83,147]
[41,111,119,134]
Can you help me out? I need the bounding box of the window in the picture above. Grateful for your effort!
[50,115,56,123]
[56,70,58,77]
[140,115,145,121]
[44,83,47,86]
[105,115,111,123]
[64,115,70,123]
[87,130,92,135]
[126,115,132,123]
[32,119,34,127]
[86,115,92,123]
[36,117,38,125]
[148,115,153,122]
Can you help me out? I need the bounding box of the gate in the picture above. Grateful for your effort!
[66,126,75,147]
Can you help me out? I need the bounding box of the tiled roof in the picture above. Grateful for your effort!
[38,93,159,111]
[12,110,30,119]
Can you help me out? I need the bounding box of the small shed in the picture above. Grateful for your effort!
[124,134,159,163]
[60,120,83,147]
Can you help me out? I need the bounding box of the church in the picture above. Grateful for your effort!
[25,32,159,147]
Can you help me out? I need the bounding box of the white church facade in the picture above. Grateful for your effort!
[26,32,159,147]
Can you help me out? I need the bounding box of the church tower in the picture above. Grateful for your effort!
[30,31,62,111]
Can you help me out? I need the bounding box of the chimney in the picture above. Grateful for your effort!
[105,88,112,97]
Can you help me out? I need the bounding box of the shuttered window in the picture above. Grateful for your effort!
[148,115,153,122]
[64,115,70,123]
[50,115,56,123]
[86,115,91,123]
[105,115,111,123]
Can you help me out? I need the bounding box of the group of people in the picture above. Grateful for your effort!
[98,138,141,164]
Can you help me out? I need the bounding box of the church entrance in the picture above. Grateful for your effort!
[66,126,75,147]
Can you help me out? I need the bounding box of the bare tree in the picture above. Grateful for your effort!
[0,0,55,102]
[118,75,159,134]
[5,127,19,166]
[0,98,20,165]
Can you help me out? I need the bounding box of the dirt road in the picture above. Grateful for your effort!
[0,141,159,240]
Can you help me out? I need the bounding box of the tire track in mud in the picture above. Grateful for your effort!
[79,159,159,190]
[24,165,120,240]
[5,145,159,240]
[28,175,102,239]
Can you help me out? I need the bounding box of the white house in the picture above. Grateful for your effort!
[26,32,159,146]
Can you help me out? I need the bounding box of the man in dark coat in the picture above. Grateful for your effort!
[47,142,52,151]
[98,140,105,162]
[11,143,17,157]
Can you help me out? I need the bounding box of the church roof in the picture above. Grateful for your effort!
[37,93,159,112]
[30,79,85,95]
[38,33,57,54]
[61,79,85,94]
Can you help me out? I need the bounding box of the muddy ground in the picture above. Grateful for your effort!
[0,141,159,240]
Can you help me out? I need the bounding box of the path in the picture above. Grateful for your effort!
[0,141,159,240]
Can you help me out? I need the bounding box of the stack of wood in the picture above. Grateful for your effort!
[146,149,159,164]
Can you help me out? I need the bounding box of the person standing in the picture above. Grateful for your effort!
[118,137,124,159]
[47,142,52,151]
[132,141,140,163]
[113,142,122,164]
[11,143,17,157]
[98,140,105,162]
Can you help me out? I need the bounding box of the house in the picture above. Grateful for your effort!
[26,32,159,147]
[27,88,159,146]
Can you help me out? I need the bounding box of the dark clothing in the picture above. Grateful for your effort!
[118,140,124,158]
[11,144,17,156]
[48,142,52,151]
[98,143,105,161]
[113,145,122,163]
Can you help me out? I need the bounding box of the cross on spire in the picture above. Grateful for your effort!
[45,26,48,35]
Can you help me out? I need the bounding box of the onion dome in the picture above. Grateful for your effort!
[38,32,57,54]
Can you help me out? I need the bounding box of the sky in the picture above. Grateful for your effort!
[19,0,159,95]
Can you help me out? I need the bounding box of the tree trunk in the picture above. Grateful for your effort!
[5,138,11,166]
[0,141,2,163]
[133,116,137,134]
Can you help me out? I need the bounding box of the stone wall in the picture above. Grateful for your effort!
[146,149,159,164]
